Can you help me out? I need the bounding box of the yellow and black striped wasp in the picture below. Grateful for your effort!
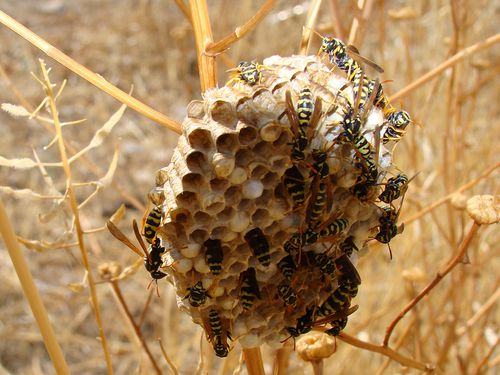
[185,280,208,307]
[239,267,261,311]
[244,228,271,267]
[277,282,298,307]
[107,219,167,294]
[382,109,413,144]
[379,173,415,204]
[339,236,358,257]
[204,238,224,276]
[277,254,297,280]
[374,205,405,259]
[226,61,266,86]
[202,309,232,357]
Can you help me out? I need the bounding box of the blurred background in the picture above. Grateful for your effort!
[0,0,498,374]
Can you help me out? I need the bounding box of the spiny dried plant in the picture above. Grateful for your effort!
[0,1,499,374]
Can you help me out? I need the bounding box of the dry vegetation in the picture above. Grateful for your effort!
[0,0,499,374]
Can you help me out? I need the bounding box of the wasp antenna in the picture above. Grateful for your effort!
[133,219,150,259]
[303,25,325,40]
[106,220,144,258]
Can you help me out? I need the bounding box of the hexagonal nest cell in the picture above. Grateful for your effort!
[147,54,411,355]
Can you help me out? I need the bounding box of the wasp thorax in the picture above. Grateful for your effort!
[150,55,411,355]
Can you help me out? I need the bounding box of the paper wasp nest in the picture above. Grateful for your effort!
[149,55,396,350]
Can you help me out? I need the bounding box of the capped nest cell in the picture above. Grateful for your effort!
[146,53,411,355]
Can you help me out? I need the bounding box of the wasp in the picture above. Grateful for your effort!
[239,267,261,311]
[204,239,224,276]
[334,254,362,287]
[307,251,336,277]
[107,219,167,291]
[286,307,315,338]
[325,318,348,336]
[185,281,208,307]
[142,205,163,244]
[306,180,328,227]
[382,110,412,144]
[283,165,307,207]
[203,309,231,357]
[277,282,298,307]
[284,89,323,162]
[244,228,271,266]
[319,35,384,78]
[379,173,410,204]
[227,61,265,86]
[375,206,405,259]
[318,218,349,239]
[339,236,358,257]
[278,254,297,280]
[317,279,358,317]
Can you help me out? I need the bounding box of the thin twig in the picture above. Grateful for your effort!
[383,221,481,347]
[0,10,182,134]
[242,347,265,375]
[403,161,499,224]
[390,33,500,102]
[299,0,323,55]
[189,0,217,91]
[328,0,345,40]
[205,0,277,55]
[472,338,499,375]
[158,338,180,375]
[456,285,500,336]
[338,333,434,372]
[0,198,71,375]
[173,0,192,24]
[39,61,114,374]
[110,281,161,375]
[347,0,376,46]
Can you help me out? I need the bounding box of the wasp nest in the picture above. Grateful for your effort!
[148,54,410,354]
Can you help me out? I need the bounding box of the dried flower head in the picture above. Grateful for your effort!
[466,195,500,225]
[296,332,336,362]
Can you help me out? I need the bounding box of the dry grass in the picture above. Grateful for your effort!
[0,1,498,374]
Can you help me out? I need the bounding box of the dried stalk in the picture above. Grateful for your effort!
[173,0,192,24]
[0,10,181,134]
[383,221,481,347]
[206,0,277,55]
[403,161,499,224]
[338,333,434,372]
[158,338,180,375]
[390,33,500,102]
[189,0,217,91]
[0,198,70,375]
[328,0,345,40]
[39,61,114,374]
[456,285,500,336]
[298,0,322,55]
[242,347,265,375]
[110,281,161,374]
[347,0,376,46]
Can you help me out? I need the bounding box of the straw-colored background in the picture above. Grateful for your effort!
[0,0,498,374]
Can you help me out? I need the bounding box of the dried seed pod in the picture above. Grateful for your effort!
[466,195,500,224]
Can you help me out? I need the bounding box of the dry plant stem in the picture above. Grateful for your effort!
[456,285,500,336]
[328,0,345,40]
[472,338,499,375]
[173,0,192,24]
[158,339,180,375]
[404,161,500,224]
[311,360,324,375]
[390,33,500,102]
[338,333,433,372]
[109,281,161,375]
[383,221,481,347]
[376,316,416,375]
[189,0,217,91]
[0,198,70,375]
[273,345,293,375]
[39,61,114,374]
[347,0,375,46]
[0,10,181,134]
[242,347,265,375]
[298,0,322,55]
[205,0,277,55]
